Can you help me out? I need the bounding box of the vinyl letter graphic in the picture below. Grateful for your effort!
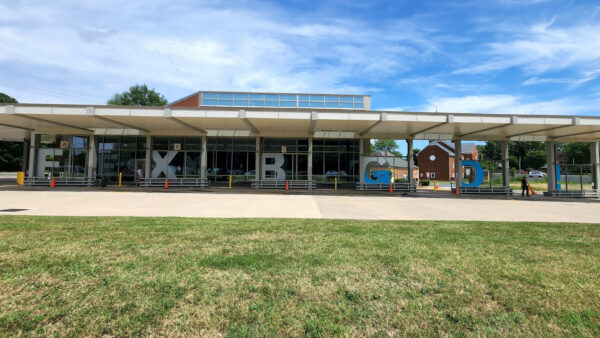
[261,153,286,180]
[152,151,178,178]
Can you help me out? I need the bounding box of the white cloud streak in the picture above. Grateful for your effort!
[423,95,596,115]
[0,1,442,103]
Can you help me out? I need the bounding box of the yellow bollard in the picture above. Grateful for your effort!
[119,172,122,187]
[334,176,337,191]
[16,172,25,185]
[229,175,232,188]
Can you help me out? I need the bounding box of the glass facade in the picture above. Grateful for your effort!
[261,138,308,180]
[202,92,365,110]
[37,134,362,185]
[36,135,88,178]
[207,137,256,182]
[97,136,147,184]
[151,137,202,178]
[312,139,360,183]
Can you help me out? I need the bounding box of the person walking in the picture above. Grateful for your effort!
[136,167,143,186]
[521,176,530,197]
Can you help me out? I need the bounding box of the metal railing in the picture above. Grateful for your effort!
[356,182,416,192]
[140,178,210,188]
[546,189,599,198]
[25,177,96,186]
[456,186,513,195]
[251,180,316,190]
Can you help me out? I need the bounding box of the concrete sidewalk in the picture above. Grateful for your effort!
[1,190,598,223]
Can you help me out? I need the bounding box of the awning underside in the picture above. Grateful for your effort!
[1,104,599,142]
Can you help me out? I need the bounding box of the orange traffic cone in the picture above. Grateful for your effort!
[285,181,289,191]
[50,177,56,188]
[455,184,460,195]
[165,179,169,189]
[528,183,537,195]
[389,183,393,193]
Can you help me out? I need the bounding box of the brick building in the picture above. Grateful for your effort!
[417,141,478,181]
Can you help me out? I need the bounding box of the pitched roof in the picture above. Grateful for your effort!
[417,141,476,155]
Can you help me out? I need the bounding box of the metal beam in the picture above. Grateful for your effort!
[505,124,571,138]
[169,117,207,134]
[551,129,600,139]
[457,123,511,138]
[239,110,259,134]
[16,114,93,133]
[0,122,33,131]
[93,115,151,132]
[359,113,386,136]
[308,111,318,135]
[409,115,453,138]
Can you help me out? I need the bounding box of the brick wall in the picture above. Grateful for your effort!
[169,94,199,108]
[417,145,453,181]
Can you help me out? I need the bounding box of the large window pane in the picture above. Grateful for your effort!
[72,136,88,149]
[169,152,184,177]
[73,149,87,176]
[280,101,296,108]
[218,93,233,99]
[232,152,247,176]
[121,136,137,150]
[119,151,136,181]
[185,137,203,150]
[203,92,218,99]
[313,152,324,175]
[152,137,168,150]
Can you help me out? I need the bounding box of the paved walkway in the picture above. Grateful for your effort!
[1,189,599,223]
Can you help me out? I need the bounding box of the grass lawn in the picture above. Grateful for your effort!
[1,217,599,336]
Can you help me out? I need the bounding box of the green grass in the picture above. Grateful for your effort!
[0,216,599,336]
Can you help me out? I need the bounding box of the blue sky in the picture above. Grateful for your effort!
[1,0,599,120]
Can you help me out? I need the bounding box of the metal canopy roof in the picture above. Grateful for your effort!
[1,103,599,142]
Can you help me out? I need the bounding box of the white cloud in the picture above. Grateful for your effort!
[0,1,443,103]
[422,95,595,115]
[454,20,600,75]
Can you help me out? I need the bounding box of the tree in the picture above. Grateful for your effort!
[412,148,420,166]
[0,93,22,171]
[563,142,590,164]
[107,84,167,106]
[0,92,18,103]
[373,139,402,157]
[478,141,501,160]
[525,150,546,170]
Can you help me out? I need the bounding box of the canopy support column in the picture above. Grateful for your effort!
[22,138,29,173]
[454,139,462,190]
[501,141,510,188]
[591,141,599,191]
[546,141,556,193]
[407,139,414,186]
[145,135,151,179]
[201,136,207,180]
[359,138,370,184]
[255,137,261,180]
[308,137,313,181]
[87,136,97,178]
[28,132,36,178]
